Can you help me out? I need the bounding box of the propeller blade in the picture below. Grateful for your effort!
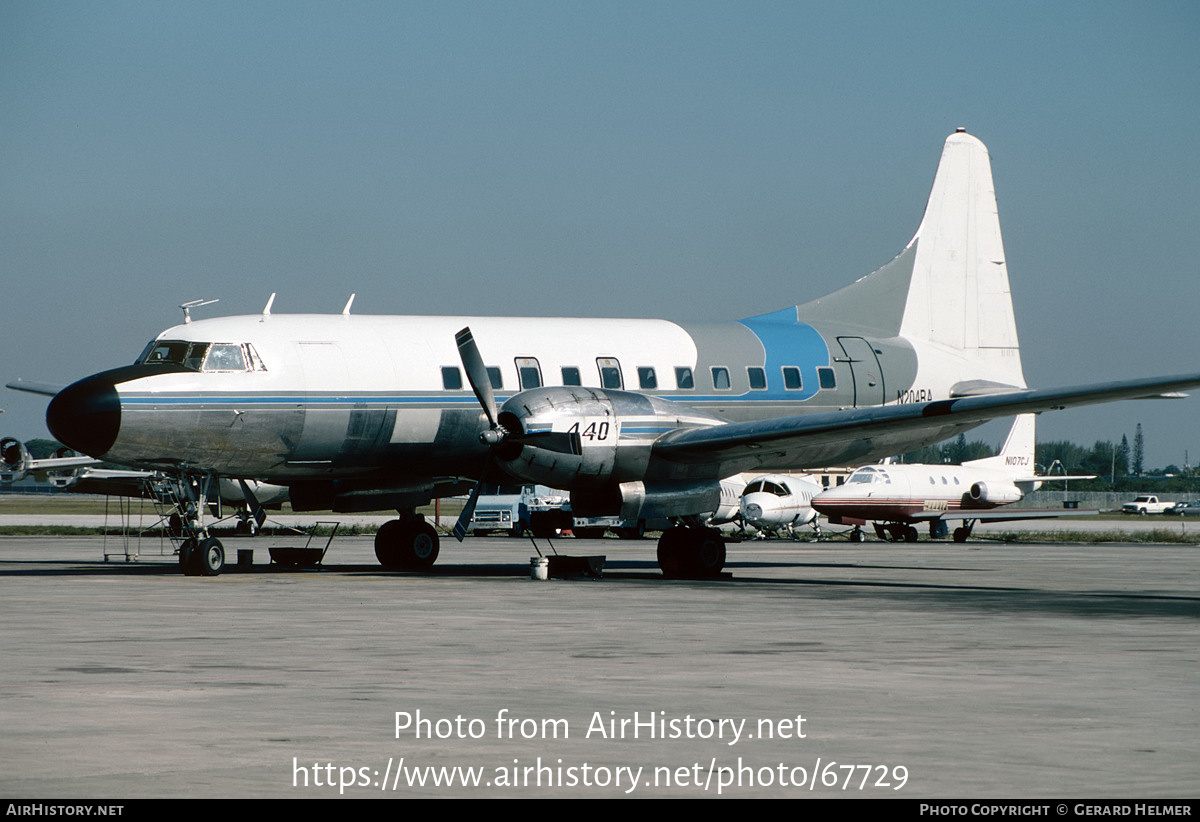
[453,474,485,542]
[455,327,498,430]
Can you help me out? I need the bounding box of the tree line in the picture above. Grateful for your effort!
[904,423,1197,491]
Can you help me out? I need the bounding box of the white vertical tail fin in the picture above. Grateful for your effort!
[963,414,1035,476]
[796,130,1026,396]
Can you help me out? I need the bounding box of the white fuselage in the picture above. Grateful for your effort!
[739,473,822,530]
[812,463,1032,524]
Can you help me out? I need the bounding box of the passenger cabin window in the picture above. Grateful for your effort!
[486,367,503,389]
[596,358,622,390]
[442,367,463,390]
[637,367,657,390]
[711,367,731,390]
[675,367,694,390]
[561,366,582,386]
[747,367,767,390]
[818,367,836,389]
[782,366,802,390]
[515,358,542,390]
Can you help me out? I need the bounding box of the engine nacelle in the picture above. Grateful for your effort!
[967,480,1023,506]
[494,386,724,490]
[571,480,723,520]
[1,437,30,482]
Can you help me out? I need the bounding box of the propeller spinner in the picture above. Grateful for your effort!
[451,327,580,541]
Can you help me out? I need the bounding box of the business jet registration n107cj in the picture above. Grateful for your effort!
[811,414,1095,544]
[22,130,1200,576]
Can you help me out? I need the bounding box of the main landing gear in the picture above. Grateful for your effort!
[374,514,440,571]
[656,526,727,578]
[873,522,921,542]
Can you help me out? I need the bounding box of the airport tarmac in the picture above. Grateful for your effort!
[0,533,1196,798]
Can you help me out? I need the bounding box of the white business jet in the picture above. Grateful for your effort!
[811,414,1094,543]
[14,131,1199,576]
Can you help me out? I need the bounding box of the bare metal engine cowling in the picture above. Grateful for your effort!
[493,386,725,494]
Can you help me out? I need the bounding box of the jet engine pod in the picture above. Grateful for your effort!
[1,437,30,481]
[967,480,1023,506]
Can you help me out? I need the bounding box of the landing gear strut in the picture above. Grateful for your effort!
[375,515,440,570]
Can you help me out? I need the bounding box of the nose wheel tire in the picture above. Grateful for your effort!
[181,537,225,576]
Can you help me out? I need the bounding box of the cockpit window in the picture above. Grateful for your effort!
[205,344,247,372]
[138,340,266,372]
[847,466,890,484]
[140,340,192,366]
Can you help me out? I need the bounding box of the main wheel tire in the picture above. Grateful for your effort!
[405,521,440,570]
[375,519,440,571]
[690,532,726,576]
[178,537,198,575]
[656,528,689,576]
[374,520,404,569]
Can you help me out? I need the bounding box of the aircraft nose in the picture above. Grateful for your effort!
[46,372,121,458]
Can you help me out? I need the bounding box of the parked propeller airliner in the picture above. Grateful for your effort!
[21,130,1200,576]
[812,414,1095,543]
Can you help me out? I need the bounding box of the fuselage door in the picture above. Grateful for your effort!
[836,336,885,408]
[294,341,352,463]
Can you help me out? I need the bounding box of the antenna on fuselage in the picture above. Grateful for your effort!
[261,292,276,320]
[180,299,219,324]
[342,293,356,315]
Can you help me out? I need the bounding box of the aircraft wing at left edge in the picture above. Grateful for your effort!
[651,372,1200,473]
[6,379,66,397]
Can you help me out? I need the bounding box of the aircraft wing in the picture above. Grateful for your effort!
[5,379,66,397]
[652,372,1200,474]
[62,468,157,498]
[939,508,1099,523]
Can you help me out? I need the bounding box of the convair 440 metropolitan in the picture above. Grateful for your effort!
[34,131,1200,576]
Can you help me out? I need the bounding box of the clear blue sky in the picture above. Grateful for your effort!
[2,1,1198,469]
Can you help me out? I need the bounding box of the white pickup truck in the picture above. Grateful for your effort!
[1121,495,1174,515]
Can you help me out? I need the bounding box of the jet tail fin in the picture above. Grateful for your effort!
[963,413,1035,475]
